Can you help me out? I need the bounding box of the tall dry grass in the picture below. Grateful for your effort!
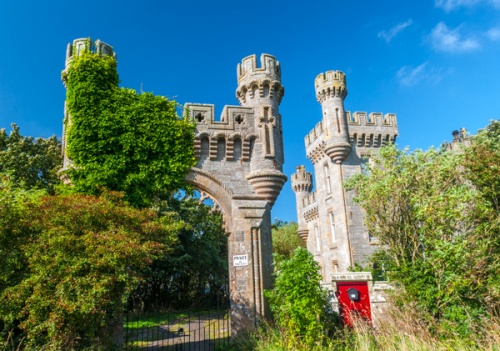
[224,305,500,351]
[350,304,500,351]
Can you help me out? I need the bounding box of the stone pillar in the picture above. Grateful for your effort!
[228,198,273,334]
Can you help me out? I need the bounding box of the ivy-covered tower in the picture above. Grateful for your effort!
[60,38,115,174]
[292,70,399,281]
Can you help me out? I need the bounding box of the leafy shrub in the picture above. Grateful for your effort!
[0,182,182,350]
[344,121,500,338]
[265,247,337,349]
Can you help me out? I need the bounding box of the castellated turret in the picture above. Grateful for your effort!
[63,38,115,80]
[291,166,313,242]
[236,54,285,170]
[315,71,351,164]
[186,54,287,206]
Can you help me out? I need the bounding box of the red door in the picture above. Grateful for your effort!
[335,281,372,326]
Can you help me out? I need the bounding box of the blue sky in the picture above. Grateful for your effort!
[1,0,499,222]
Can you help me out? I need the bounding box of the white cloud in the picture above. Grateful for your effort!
[485,27,500,40]
[396,63,428,86]
[396,63,443,87]
[429,22,480,52]
[378,19,413,43]
[435,0,500,11]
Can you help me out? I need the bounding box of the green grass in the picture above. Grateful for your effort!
[124,310,190,329]
[123,309,230,349]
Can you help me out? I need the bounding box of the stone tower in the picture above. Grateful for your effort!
[184,54,287,332]
[292,70,398,282]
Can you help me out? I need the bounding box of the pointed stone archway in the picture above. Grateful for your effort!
[185,168,274,333]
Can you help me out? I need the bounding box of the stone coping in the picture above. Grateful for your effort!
[331,272,373,282]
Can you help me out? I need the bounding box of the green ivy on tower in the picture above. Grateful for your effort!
[62,40,196,208]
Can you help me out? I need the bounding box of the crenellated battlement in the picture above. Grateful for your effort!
[347,112,397,127]
[236,54,284,105]
[65,38,115,68]
[445,128,471,151]
[304,120,324,147]
[291,165,313,193]
[303,111,397,148]
[347,111,398,148]
[237,54,281,83]
[185,103,254,131]
[302,191,319,222]
[315,70,348,102]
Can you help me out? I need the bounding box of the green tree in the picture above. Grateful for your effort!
[464,120,500,211]
[62,42,196,207]
[0,124,61,194]
[0,181,182,350]
[266,247,332,349]
[271,220,303,261]
[344,127,500,337]
[130,197,228,310]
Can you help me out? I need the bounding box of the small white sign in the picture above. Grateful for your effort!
[233,255,248,267]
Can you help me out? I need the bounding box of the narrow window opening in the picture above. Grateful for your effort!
[216,137,226,161]
[249,138,255,159]
[335,108,341,133]
[324,164,332,194]
[200,136,209,158]
[233,138,242,161]
[332,261,339,273]
[329,212,336,242]
[264,125,271,155]
[315,226,321,253]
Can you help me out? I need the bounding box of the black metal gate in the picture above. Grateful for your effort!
[123,285,230,350]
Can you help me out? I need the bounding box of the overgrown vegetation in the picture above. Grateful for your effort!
[0,124,61,194]
[0,40,215,350]
[0,176,182,350]
[129,196,228,311]
[344,120,500,340]
[264,247,339,350]
[62,39,196,208]
[271,220,303,261]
